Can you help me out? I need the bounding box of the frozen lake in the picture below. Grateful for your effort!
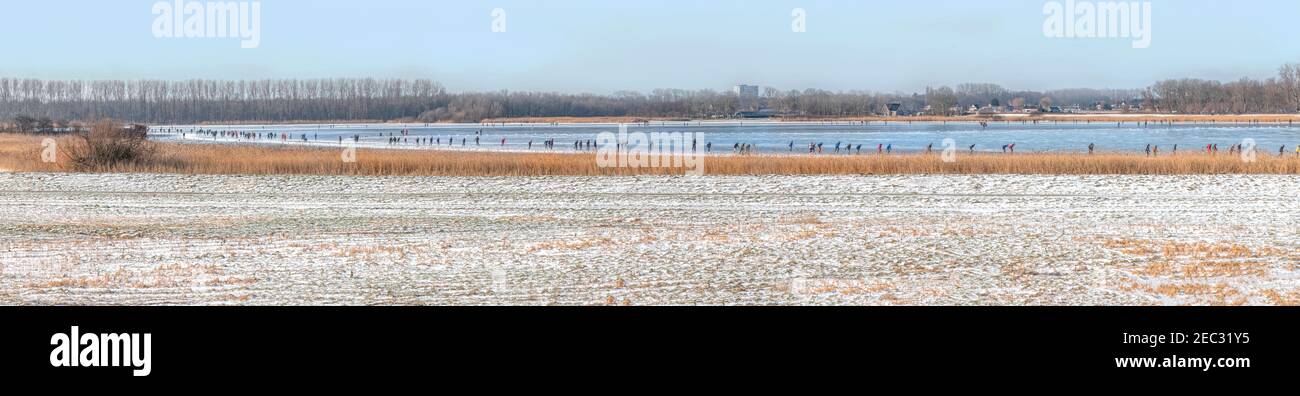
[151,121,1300,154]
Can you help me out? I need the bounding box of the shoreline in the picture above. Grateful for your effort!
[143,113,1300,128]
[4,133,1298,176]
[475,113,1300,125]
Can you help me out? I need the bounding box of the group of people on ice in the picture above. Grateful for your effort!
[162,127,1300,158]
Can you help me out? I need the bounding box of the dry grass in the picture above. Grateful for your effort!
[3,133,1298,176]
[1135,261,1174,277]
[334,245,426,261]
[779,214,825,225]
[1113,279,1250,306]
[29,263,256,290]
[526,237,615,253]
[1104,238,1297,305]
[1260,290,1300,305]
[803,279,893,295]
[1107,239,1292,258]
[1159,241,1288,259]
[1181,261,1268,278]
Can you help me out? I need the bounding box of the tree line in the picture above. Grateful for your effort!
[1151,64,1300,114]
[2,64,1298,126]
[0,78,446,124]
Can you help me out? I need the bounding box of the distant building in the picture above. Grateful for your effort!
[734,84,760,111]
[733,84,760,97]
[886,103,903,116]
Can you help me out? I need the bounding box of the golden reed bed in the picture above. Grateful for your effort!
[2,134,1298,176]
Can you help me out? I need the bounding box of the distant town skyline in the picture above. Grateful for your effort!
[1,0,1298,94]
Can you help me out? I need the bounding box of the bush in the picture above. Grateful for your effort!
[12,116,37,133]
[64,120,154,170]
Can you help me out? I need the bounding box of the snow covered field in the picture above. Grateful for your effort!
[0,172,1296,305]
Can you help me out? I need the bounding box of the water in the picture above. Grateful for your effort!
[152,121,1300,154]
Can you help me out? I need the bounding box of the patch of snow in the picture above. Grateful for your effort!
[0,173,1295,305]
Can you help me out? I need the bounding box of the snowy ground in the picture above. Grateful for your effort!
[0,172,1296,305]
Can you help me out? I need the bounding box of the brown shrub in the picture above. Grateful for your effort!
[62,120,155,171]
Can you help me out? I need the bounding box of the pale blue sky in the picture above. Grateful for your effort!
[1,0,1296,93]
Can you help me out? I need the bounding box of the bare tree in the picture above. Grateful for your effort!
[13,116,37,132]
[5,64,1300,123]
[63,119,155,170]
[1280,63,1300,112]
